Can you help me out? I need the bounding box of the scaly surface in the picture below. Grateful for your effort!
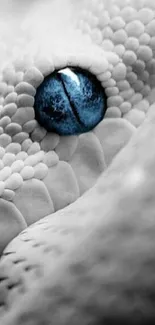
[0,0,155,324]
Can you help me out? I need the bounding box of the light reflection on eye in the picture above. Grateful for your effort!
[34,67,107,135]
[59,68,80,86]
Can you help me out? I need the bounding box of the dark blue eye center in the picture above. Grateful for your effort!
[34,67,107,135]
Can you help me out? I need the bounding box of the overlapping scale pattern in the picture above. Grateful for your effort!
[0,1,155,324]
[78,0,155,127]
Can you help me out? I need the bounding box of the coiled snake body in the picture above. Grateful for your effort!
[0,0,155,323]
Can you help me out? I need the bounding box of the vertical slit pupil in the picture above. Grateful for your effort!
[34,67,107,135]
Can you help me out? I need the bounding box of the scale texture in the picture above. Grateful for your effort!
[0,0,155,324]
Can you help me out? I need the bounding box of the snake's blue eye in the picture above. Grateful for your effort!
[34,67,107,135]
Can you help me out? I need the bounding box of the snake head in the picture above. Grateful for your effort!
[0,0,155,324]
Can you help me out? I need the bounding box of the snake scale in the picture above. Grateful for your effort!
[0,0,155,323]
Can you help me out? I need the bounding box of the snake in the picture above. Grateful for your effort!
[0,0,155,323]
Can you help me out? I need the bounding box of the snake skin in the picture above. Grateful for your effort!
[0,0,155,323]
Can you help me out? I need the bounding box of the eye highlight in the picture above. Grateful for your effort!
[34,67,107,135]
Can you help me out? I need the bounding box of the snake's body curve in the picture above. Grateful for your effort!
[0,0,155,324]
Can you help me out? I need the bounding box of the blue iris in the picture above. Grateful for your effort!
[34,67,107,135]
